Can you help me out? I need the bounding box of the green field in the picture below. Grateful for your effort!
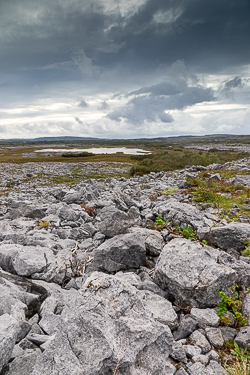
[0,138,250,178]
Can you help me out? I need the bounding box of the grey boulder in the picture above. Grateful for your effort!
[205,327,224,349]
[0,243,78,284]
[154,198,214,230]
[198,222,250,253]
[234,174,250,186]
[190,308,220,329]
[183,344,201,358]
[154,238,249,307]
[190,330,211,354]
[128,227,164,256]
[93,233,146,272]
[175,368,188,375]
[235,326,250,349]
[30,272,176,375]
[96,207,135,237]
[0,314,19,370]
[208,360,227,374]
[187,362,214,375]
[219,327,237,342]
[173,316,197,340]
[7,348,41,375]
[58,204,80,222]
[242,293,250,325]
[9,201,46,220]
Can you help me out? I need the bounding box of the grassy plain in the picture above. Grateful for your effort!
[0,138,250,175]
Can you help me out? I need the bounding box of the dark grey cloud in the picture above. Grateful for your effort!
[0,0,249,138]
[220,76,248,99]
[78,99,88,107]
[75,117,84,125]
[224,77,243,90]
[1,0,249,78]
[99,0,250,73]
[129,80,187,97]
[107,61,215,125]
[107,85,214,124]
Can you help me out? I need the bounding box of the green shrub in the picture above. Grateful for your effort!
[242,239,250,257]
[174,225,197,240]
[155,216,166,226]
[225,359,250,375]
[163,187,179,195]
[217,285,249,327]
[242,247,250,257]
[62,152,95,157]
[129,148,250,176]
[181,226,196,240]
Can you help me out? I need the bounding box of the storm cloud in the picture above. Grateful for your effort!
[107,61,215,124]
[108,85,214,124]
[0,0,249,138]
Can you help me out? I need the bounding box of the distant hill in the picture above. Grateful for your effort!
[33,136,99,141]
[0,136,99,143]
[0,134,249,145]
[141,134,234,141]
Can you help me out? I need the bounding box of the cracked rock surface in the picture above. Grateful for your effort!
[0,158,250,374]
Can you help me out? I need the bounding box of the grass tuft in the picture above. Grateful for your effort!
[37,220,50,229]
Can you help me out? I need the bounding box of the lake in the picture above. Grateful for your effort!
[35,147,151,155]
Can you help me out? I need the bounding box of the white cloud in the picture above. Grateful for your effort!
[153,8,183,24]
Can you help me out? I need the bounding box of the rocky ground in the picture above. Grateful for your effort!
[186,143,250,153]
[1,157,250,374]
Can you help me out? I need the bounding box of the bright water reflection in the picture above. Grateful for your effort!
[35,147,151,155]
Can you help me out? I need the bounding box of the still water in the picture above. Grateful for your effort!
[35,147,151,155]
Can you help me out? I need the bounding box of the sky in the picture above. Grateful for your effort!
[0,0,250,139]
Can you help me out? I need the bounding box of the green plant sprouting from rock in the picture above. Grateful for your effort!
[163,187,179,195]
[242,239,250,257]
[174,225,197,240]
[154,217,198,242]
[154,215,166,226]
[217,285,250,328]
[37,220,50,230]
[224,342,250,375]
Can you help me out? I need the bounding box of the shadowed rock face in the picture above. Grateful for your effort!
[96,206,136,237]
[1,157,250,374]
[198,222,250,253]
[93,233,147,272]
